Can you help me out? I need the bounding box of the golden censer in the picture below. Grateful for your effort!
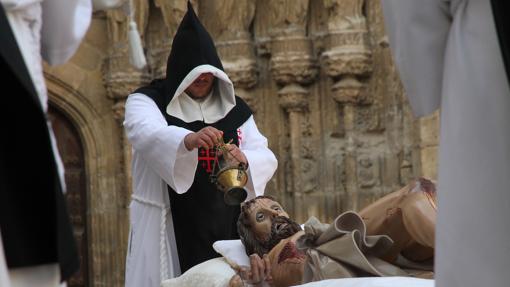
[210,139,248,205]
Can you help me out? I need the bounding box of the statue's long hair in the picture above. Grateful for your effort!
[237,195,276,256]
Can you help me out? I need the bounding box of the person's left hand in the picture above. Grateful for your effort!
[223,144,248,166]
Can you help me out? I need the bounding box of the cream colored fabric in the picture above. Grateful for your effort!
[297,277,433,287]
[359,179,436,264]
[297,212,408,283]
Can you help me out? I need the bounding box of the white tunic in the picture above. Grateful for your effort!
[123,93,277,287]
[382,1,510,287]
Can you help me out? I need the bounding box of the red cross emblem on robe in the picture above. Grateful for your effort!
[198,147,216,174]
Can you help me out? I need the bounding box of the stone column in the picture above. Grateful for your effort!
[321,0,372,211]
[268,0,317,223]
[416,111,440,179]
[107,72,148,197]
[277,84,309,223]
[105,5,150,202]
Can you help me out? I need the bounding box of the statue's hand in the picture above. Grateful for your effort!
[228,274,243,287]
[234,254,272,286]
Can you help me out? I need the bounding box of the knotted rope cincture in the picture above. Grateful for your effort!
[131,195,169,282]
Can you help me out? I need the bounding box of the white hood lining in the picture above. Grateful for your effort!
[166,64,236,123]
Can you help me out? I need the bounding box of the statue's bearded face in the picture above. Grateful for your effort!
[238,197,302,256]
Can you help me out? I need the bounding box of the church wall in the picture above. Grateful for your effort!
[198,0,440,223]
[43,1,439,285]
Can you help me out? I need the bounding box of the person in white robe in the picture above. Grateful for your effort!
[381,1,510,287]
[0,0,92,286]
[123,3,278,287]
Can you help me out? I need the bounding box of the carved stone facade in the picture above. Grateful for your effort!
[43,1,439,285]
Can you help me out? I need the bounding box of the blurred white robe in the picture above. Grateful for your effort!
[381,1,510,287]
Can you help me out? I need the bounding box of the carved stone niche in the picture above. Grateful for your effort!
[218,42,257,87]
[321,0,372,106]
[104,47,150,102]
[212,0,258,111]
[147,40,171,80]
[277,83,308,112]
[105,7,150,109]
[268,0,309,38]
[104,46,149,125]
[301,138,319,193]
[330,75,367,104]
[357,154,380,188]
[217,42,259,111]
[322,33,372,105]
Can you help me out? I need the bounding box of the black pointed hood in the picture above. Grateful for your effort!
[135,2,238,123]
[166,1,224,98]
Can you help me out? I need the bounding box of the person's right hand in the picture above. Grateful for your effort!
[183,126,223,150]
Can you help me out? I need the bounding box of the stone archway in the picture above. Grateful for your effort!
[45,73,129,287]
[48,105,89,287]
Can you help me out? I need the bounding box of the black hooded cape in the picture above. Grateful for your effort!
[134,2,252,272]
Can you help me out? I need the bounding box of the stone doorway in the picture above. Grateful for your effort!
[48,105,89,287]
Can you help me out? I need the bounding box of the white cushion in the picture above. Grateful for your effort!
[161,257,235,287]
[297,277,434,287]
[212,240,250,267]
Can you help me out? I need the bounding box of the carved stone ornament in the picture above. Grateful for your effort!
[213,0,255,43]
[105,3,150,100]
[154,0,190,37]
[104,49,150,100]
[321,0,372,100]
[330,75,369,104]
[322,32,372,78]
[222,56,258,89]
[268,0,309,37]
[278,83,309,112]
[217,37,258,90]
[270,37,317,86]
[323,0,366,32]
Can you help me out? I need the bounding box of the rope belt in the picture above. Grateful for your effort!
[131,195,170,282]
